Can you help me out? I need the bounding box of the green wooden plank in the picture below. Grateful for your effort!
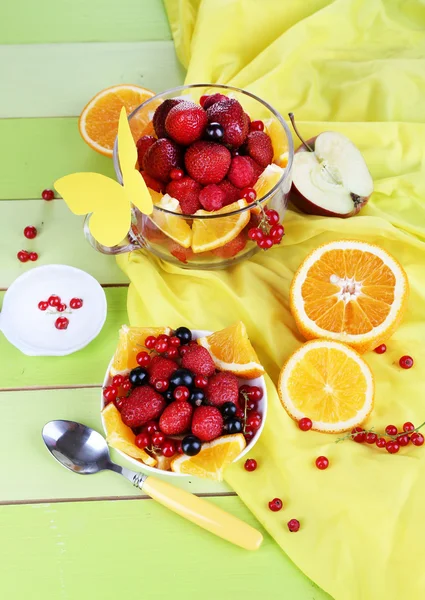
[0,200,128,287]
[0,42,185,118]
[0,499,329,600]
[0,0,171,44]
[0,287,128,388]
[0,387,230,499]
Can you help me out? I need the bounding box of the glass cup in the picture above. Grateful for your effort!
[84,84,294,269]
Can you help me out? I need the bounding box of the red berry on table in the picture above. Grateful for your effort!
[397,434,410,447]
[24,226,37,239]
[135,432,151,449]
[194,375,208,389]
[145,336,157,349]
[17,250,29,262]
[112,374,124,387]
[287,519,300,533]
[173,386,190,401]
[250,120,264,132]
[315,456,329,470]
[154,379,169,392]
[365,432,377,444]
[165,347,179,359]
[352,427,366,443]
[103,385,118,403]
[159,400,193,435]
[246,412,262,431]
[57,303,67,312]
[299,417,313,431]
[399,355,414,369]
[258,237,273,250]
[241,187,257,202]
[411,432,424,446]
[155,339,169,354]
[48,295,61,307]
[386,440,400,454]
[121,379,132,392]
[161,439,176,458]
[70,298,83,309]
[55,317,69,330]
[268,498,283,512]
[385,425,397,436]
[248,227,264,242]
[136,351,150,367]
[374,344,387,354]
[42,189,55,201]
[376,437,387,448]
[265,209,280,225]
[151,431,166,446]
[244,459,257,472]
[169,336,181,347]
[403,421,415,433]
[144,421,160,435]
[29,252,38,261]
[38,301,48,311]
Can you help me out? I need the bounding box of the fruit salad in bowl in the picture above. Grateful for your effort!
[85,84,293,268]
[101,322,267,480]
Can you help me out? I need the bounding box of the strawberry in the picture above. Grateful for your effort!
[136,135,156,166]
[159,400,193,435]
[181,344,216,377]
[141,171,164,193]
[227,156,255,189]
[165,101,207,145]
[206,372,239,407]
[206,99,249,147]
[144,218,168,243]
[185,141,231,185]
[211,232,247,258]
[121,386,166,428]
[148,355,178,385]
[202,93,227,110]
[199,184,226,211]
[166,177,201,214]
[245,131,273,167]
[169,240,194,263]
[218,179,241,205]
[143,138,183,182]
[245,156,264,182]
[191,406,223,442]
[153,98,183,138]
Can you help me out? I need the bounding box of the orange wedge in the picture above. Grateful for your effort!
[151,194,192,248]
[290,240,409,353]
[265,118,289,166]
[171,434,246,481]
[79,84,156,157]
[110,325,171,376]
[102,403,157,466]
[254,164,284,199]
[278,340,374,433]
[192,200,250,253]
[198,321,264,379]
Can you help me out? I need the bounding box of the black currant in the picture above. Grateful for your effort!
[189,389,205,407]
[169,368,194,389]
[174,326,192,345]
[128,367,149,387]
[205,122,224,142]
[163,389,174,403]
[221,402,237,418]
[223,418,243,434]
[181,435,202,456]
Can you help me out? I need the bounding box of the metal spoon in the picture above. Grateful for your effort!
[42,420,263,551]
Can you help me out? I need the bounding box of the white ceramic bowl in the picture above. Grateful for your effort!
[101,329,267,477]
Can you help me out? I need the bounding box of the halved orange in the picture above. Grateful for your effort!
[197,321,264,379]
[278,340,374,433]
[290,240,409,353]
[102,403,157,466]
[110,325,171,376]
[79,84,156,157]
[171,434,246,481]
[192,200,250,253]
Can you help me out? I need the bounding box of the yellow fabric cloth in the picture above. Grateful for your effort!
[117,2,425,598]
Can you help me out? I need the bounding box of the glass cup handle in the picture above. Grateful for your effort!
[83,215,145,255]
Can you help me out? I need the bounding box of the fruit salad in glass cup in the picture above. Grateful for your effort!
[86,84,293,269]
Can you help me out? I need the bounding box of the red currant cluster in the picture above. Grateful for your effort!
[238,385,264,441]
[38,294,83,330]
[345,421,424,454]
[248,208,284,250]
[17,225,39,263]
[144,333,182,360]
[135,422,182,458]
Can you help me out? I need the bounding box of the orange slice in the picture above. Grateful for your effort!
[278,340,374,433]
[254,164,285,198]
[102,403,157,466]
[198,321,264,379]
[151,194,192,248]
[290,240,409,353]
[265,118,289,165]
[79,84,156,157]
[171,434,246,481]
[110,325,171,376]
[191,200,250,253]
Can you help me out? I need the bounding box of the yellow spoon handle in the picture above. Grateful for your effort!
[142,476,263,551]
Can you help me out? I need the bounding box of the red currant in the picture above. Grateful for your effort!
[246,386,263,401]
[151,431,165,446]
[161,439,176,458]
[48,295,61,307]
[155,339,168,353]
[270,224,284,243]
[41,189,55,201]
[397,434,410,447]
[246,412,262,431]
[351,427,366,443]
[136,351,150,367]
[17,250,29,262]
[121,380,131,392]
[299,418,313,431]
[24,226,37,239]
[55,317,69,330]
[135,433,151,449]
[315,456,329,470]
[244,459,257,472]
[386,440,400,454]
[399,355,414,369]
[174,386,190,401]
[365,432,377,444]
[235,407,245,420]
[154,379,169,392]
[268,498,283,512]
[169,336,181,347]
[258,236,273,250]
[250,120,264,132]
[374,344,387,354]
[287,519,300,533]
[265,209,279,225]
[241,187,257,202]
[112,374,124,387]
[176,441,183,454]
[248,227,264,242]
[245,398,258,412]
[244,429,255,442]
[403,422,415,433]
[179,345,190,357]
[144,421,160,435]
[194,375,208,389]
[385,425,397,436]
[376,437,387,448]
[57,303,67,312]
[411,432,424,446]
[103,386,118,402]
[70,298,83,309]
[114,397,125,411]
[29,252,38,262]
[145,336,157,349]
[165,347,179,359]
[38,301,48,311]
[170,168,184,181]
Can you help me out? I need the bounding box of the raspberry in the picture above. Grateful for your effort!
[136,135,156,167]
[206,98,249,147]
[169,241,194,264]
[206,372,239,407]
[181,344,216,377]
[245,156,264,183]
[227,156,255,189]
[166,177,201,214]
[121,386,166,428]
[199,184,226,211]
[245,131,273,168]
[202,93,227,110]
[153,98,183,138]
[185,141,231,185]
[218,179,241,205]
[165,101,207,145]
[191,405,223,442]
[211,232,246,258]
[143,138,183,182]
[148,355,178,385]
[159,400,193,435]
[141,171,164,193]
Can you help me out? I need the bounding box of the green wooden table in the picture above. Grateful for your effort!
[0,2,330,598]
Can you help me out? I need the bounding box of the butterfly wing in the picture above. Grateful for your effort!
[54,172,131,247]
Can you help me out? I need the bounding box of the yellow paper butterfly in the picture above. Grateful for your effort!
[55,107,153,247]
